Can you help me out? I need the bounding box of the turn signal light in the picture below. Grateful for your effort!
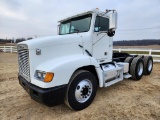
[44,72,54,82]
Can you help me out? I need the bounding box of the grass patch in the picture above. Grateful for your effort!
[152,52,160,55]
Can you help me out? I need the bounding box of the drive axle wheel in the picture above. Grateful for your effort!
[65,70,97,111]
[130,57,144,80]
[143,56,153,75]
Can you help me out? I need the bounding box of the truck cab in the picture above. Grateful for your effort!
[17,8,153,110]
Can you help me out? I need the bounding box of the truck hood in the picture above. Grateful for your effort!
[18,34,82,49]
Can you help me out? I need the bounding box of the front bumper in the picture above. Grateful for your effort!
[18,75,67,106]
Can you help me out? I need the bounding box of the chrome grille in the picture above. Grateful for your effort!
[17,46,30,82]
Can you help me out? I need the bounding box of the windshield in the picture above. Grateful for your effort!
[59,14,92,35]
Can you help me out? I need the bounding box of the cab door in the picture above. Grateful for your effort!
[92,16,113,63]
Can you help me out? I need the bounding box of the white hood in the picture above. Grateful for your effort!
[18,34,82,50]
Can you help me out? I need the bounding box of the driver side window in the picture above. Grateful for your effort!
[94,16,109,32]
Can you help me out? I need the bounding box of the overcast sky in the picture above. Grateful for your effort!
[0,0,160,41]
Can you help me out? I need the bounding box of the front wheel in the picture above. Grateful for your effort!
[65,70,97,111]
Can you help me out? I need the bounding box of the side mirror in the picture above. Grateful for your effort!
[109,12,117,30]
[107,30,115,37]
[108,12,117,37]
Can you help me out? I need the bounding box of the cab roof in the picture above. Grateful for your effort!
[58,8,103,23]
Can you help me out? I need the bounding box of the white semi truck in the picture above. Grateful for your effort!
[17,8,153,110]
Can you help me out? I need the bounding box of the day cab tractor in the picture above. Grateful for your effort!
[17,8,153,110]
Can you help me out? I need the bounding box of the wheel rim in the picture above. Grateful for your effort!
[137,62,143,76]
[75,79,93,103]
[148,60,152,71]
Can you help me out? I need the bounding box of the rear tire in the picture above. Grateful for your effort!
[143,56,153,75]
[65,70,97,111]
[130,57,144,80]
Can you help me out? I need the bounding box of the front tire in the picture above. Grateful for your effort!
[65,70,97,111]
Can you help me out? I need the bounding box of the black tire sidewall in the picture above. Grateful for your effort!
[144,56,153,75]
[67,71,97,110]
[135,58,144,80]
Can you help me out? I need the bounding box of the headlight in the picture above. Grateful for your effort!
[37,72,42,78]
[42,73,46,78]
[36,70,54,82]
[36,70,46,79]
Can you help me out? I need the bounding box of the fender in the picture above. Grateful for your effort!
[90,57,104,87]
[31,54,92,88]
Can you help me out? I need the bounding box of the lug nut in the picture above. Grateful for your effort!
[77,86,80,90]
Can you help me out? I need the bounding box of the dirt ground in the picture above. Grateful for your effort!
[0,52,160,120]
